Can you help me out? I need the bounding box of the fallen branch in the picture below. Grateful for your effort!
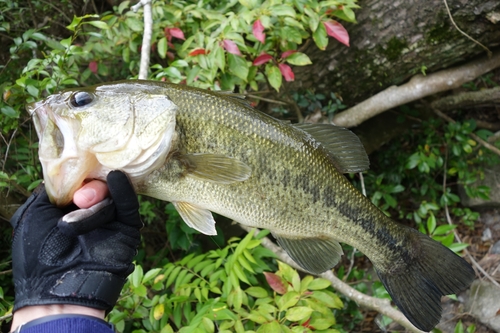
[431,86,500,111]
[239,225,425,333]
[132,0,153,80]
[332,52,500,128]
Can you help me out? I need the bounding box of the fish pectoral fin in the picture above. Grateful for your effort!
[172,201,217,235]
[184,153,251,184]
[294,124,369,173]
[273,233,343,274]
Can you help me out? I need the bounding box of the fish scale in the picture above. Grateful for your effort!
[28,80,475,332]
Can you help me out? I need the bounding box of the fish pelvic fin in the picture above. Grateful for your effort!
[184,153,251,184]
[273,233,343,274]
[173,201,217,235]
[376,229,475,332]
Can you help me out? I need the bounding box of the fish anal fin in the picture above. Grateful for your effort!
[172,201,217,236]
[184,153,251,184]
[375,228,475,332]
[273,233,343,274]
[294,123,369,173]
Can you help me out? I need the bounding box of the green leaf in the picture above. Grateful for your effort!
[285,306,313,321]
[285,52,312,66]
[60,37,72,48]
[130,264,144,288]
[166,266,182,288]
[256,320,281,332]
[143,268,162,284]
[265,64,282,92]
[125,17,143,32]
[448,242,469,253]
[158,37,168,59]
[246,286,269,298]
[214,47,226,72]
[277,291,300,311]
[270,5,296,17]
[1,105,17,117]
[312,23,328,50]
[246,311,268,324]
[343,7,356,22]
[427,214,436,234]
[308,278,331,290]
[228,54,248,81]
[281,26,302,44]
[85,20,109,30]
[27,179,43,191]
[66,16,83,32]
[311,290,343,309]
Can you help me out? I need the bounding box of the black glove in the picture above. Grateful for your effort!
[10,170,142,313]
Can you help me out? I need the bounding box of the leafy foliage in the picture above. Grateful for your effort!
[111,230,343,333]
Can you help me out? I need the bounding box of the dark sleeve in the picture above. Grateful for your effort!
[19,315,114,333]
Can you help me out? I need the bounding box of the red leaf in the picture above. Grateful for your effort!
[189,48,207,56]
[223,40,242,56]
[166,51,175,61]
[252,19,265,43]
[89,61,98,74]
[252,53,273,66]
[264,272,287,294]
[323,20,349,47]
[169,27,185,40]
[281,50,297,59]
[279,63,294,81]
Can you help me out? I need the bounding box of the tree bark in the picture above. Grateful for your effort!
[287,0,500,106]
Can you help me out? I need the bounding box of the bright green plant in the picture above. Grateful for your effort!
[111,230,343,333]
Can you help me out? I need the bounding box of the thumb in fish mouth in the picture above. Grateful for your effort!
[72,180,110,208]
[43,153,101,207]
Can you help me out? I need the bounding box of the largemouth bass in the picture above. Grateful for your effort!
[27,80,474,331]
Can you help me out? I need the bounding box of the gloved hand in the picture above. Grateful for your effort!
[10,170,142,313]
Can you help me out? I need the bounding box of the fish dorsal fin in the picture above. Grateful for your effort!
[173,201,217,235]
[273,233,343,274]
[184,153,251,184]
[294,124,370,173]
[214,90,252,107]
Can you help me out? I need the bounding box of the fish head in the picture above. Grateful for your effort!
[27,82,178,206]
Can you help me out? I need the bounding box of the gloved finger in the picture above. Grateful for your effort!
[10,184,52,229]
[58,198,116,237]
[107,170,142,229]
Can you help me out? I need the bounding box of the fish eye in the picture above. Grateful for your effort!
[70,91,94,108]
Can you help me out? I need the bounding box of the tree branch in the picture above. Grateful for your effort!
[332,52,500,128]
[132,0,153,80]
[431,86,500,111]
[239,225,425,333]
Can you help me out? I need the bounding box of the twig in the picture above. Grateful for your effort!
[432,107,500,157]
[2,129,17,172]
[290,100,304,123]
[441,148,500,289]
[344,172,366,282]
[332,52,500,128]
[244,94,289,106]
[132,0,153,80]
[442,0,492,57]
[239,225,426,333]
[0,313,12,321]
[443,204,500,289]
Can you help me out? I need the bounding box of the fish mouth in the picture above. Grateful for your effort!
[27,98,98,206]
[42,154,99,206]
